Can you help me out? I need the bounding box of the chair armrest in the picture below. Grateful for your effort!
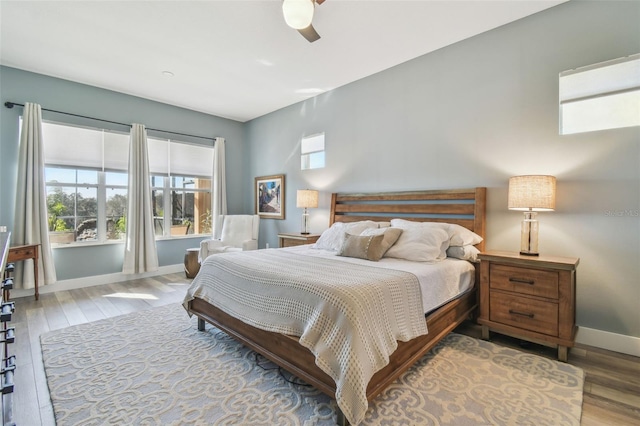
[242,239,258,251]
[205,239,224,249]
[199,239,223,262]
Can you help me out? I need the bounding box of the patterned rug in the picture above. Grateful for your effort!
[41,303,584,425]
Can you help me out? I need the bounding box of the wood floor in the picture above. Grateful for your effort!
[9,273,640,425]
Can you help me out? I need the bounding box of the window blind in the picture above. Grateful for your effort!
[41,121,213,176]
[148,138,213,177]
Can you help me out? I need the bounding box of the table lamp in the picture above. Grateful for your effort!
[508,175,556,256]
[296,189,318,234]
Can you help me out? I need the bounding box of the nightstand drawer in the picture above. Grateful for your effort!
[282,238,311,248]
[490,291,558,336]
[490,264,558,299]
[278,233,320,248]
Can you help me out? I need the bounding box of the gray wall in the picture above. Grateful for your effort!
[246,1,640,338]
[0,66,246,279]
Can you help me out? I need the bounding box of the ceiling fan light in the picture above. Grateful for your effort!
[282,0,314,30]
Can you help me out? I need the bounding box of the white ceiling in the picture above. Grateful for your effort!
[0,0,567,122]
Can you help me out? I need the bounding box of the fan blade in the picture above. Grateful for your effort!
[316,0,326,4]
[298,24,321,43]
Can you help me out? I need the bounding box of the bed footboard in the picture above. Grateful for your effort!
[187,288,476,402]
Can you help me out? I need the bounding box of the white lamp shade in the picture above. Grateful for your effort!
[282,0,314,30]
[508,175,556,211]
[297,189,318,208]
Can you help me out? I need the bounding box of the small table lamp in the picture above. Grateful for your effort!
[508,175,556,256]
[297,189,318,234]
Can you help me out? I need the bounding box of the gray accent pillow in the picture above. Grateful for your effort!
[338,228,402,262]
[338,233,386,261]
[360,227,403,257]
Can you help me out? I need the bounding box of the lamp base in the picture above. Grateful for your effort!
[301,210,310,235]
[520,211,539,256]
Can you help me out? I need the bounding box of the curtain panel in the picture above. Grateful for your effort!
[13,102,57,287]
[212,137,227,239]
[123,123,159,274]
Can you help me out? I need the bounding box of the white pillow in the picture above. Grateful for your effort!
[444,223,483,247]
[314,221,379,251]
[389,219,482,247]
[384,223,449,262]
[446,245,480,262]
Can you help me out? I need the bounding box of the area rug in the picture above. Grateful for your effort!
[41,303,584,425]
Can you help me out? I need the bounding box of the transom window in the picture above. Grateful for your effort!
[560,53,640,135]
[301,133,325,170]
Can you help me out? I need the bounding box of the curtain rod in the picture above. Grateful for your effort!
[4,101,217,142]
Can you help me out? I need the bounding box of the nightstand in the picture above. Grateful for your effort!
[478,250,579,362]
[278,233,321,248]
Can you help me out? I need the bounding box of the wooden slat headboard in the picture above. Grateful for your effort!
[329,187,486,252]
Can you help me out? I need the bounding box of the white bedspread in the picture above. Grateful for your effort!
[184,246,473,425]
[183,248,428,425]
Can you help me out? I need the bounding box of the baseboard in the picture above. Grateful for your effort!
[575,326,640,358]
[10,264,185,299]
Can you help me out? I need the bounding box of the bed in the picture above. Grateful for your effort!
[184,187,486,425]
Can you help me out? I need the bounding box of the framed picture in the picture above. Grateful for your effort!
[255,174,285,219]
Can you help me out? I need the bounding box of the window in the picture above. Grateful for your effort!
[560,53,640,135]
[40,121,213,245]
[150,175,213,237]
[148,138,213,238]
[301,133,325,170]
[42,122,129,244]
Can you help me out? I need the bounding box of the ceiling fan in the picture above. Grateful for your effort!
[282,0,326,43]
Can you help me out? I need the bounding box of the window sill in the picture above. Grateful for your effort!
[51,234,207,249]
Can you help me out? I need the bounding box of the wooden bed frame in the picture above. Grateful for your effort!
[187,187,486,424]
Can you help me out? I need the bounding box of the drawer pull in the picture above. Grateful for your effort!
[2,278,13,290]
[509,309,534,319]
[0,302,15,322]
[1,369,14,394]
[509,277,535,285]
[0,327,15,344]
[1,356,15,395]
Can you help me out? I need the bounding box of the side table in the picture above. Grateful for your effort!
[8,244,39,300]
[478,250,579,361]
[184,248,201,279]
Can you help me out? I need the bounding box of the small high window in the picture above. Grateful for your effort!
[559,53,640,135]
[301,133,325,170]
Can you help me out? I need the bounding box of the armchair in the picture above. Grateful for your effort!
[199,215,259,262]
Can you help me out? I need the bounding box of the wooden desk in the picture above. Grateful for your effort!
[8,244,39,300]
